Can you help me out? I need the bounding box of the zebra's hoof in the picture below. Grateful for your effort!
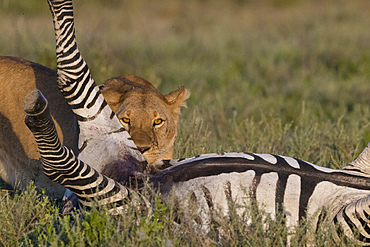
[24,89,48,116]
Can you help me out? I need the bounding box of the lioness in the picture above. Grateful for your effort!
[0,56,190,197]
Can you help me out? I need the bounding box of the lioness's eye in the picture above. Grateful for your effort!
[153,118,163,126]
[121,117,130,125]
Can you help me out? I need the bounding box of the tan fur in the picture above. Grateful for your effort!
[101,75,190,173]
[0,56,77,198]
[0,56,189,196]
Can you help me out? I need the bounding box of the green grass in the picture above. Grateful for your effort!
[1,0,370,245]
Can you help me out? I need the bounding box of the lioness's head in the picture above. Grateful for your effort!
[100,74,190,172]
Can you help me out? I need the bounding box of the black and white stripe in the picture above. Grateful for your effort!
[24,89,149,214]
[47,0,145,172]
[334,194,370,245]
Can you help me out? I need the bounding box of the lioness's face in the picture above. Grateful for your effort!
[100,74,190,172]
[116,94,177,165]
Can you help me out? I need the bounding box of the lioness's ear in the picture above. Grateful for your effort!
[100,85,123,112]
[165,86,191,115]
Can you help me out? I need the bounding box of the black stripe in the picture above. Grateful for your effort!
[275,172,288,213]
[190,191,197,204]
[87,90,101,109]
[334,213,345,238]
[79,140,88,153]
[343,210,356,238]
[224,181,232,202]
[355,211,370,243]
[95,183,122,201]
[80,164,92,177]
[249,171,261,203]
[107,127,126,134]
[202,185,214,213]
[315,209,327,234]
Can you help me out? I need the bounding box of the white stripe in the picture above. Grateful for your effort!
[256,172,278,216]
[311,163,343,173]
[282,156,300,169]
[221,152,255,160]
[283,174,301,227]
[255,154,277,164]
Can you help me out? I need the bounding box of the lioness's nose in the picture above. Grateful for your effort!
[137,146,150,154]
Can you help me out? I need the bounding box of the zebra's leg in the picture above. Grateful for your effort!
[24,89,150,214]
[46,0,146,173]
[47,0,147,213]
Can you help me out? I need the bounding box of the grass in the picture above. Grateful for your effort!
[1,0,370,245]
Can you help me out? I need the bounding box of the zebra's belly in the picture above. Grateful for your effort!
[166,170,304,228]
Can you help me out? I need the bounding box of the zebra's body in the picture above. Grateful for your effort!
[152,153,370,234]
[24,91,370,244]
[25,0,370,245]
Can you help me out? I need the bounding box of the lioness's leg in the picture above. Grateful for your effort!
[24,89,149,213]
